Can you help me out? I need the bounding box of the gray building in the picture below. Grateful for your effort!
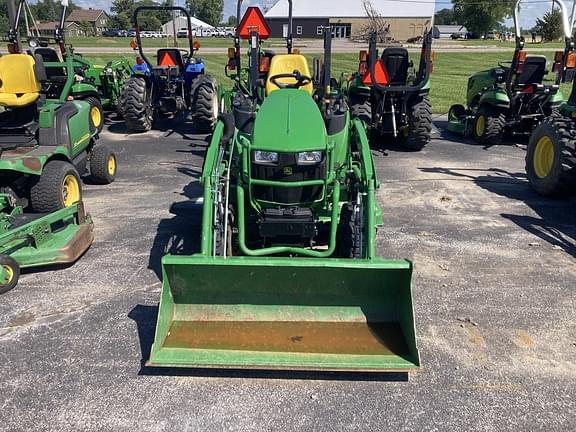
[432,25,468,39]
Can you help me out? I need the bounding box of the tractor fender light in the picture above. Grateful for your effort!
[297,151,323,165]
[228,47,236,59]
[253,151,279,164]
[359,50,368,62]
[358,61,368,76]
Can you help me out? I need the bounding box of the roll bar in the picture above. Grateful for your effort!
[514,0,572,40]
[132,6,196,68]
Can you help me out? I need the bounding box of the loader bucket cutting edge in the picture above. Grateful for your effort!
[147,256,420,371]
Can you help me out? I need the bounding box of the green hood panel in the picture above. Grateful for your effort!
[252,89,327,152]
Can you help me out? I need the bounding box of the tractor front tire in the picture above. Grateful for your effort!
[31,160,82,213]
[85,96,104,134]
[90,145,117,185]
[403,95,433,151]
[0,255,19,295]
[121,76,154,133]
[191,75,219,133]
[337,204,364,259]
[526,116,576,196]
[473,106,506,145]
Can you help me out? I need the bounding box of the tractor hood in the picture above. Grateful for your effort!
[252,89,326,152]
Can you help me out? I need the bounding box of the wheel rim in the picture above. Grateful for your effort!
[107,155,116,176]
[62,174,80,207]
[475,115,486,137]
[91,106,102,128]
[1,265,14,286]
[534,135,555,179]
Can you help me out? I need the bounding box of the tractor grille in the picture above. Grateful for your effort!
[251,153,326,204]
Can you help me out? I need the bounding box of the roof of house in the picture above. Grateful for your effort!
[434,25,467,33]
[37,21,79,30]
[66,9,108,23]
[265,0,435,19]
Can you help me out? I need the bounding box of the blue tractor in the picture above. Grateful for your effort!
[120,6,219,133]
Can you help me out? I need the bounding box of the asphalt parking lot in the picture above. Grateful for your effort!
[0,117,574,431]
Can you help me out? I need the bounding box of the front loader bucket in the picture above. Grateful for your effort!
[148,256,420,372]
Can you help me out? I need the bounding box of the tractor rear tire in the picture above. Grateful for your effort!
[403,95,432,151]
[85,96,104,134]
[526,116,576,196]
[349,95,372,126]
[0,255,19,295]
[30,160,82,213]
[121,76,153,133]
[473,106,506,145]
[90,145,117,185]
[191,75,218,133]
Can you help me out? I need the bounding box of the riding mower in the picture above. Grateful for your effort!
[19,0,132,131]
[447,0,569,145]
[346,30,434,151]
[146,1,419,372]
[0,4,117,292]
[525,2,576,196]
[120,6,218,133]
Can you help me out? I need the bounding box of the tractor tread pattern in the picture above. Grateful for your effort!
[475,106,506,145]
[405,95,432,151]
[526,115,576,196]
[90,145,116,185]
[349,95,372,127]
[120,76,152,133]
[191,75,218,133]
[30,160,81,213]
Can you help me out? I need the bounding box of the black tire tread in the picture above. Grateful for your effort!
[191,75,218,133]
[30,160,81,213]
[526,115,576,196]
[120,76,152,133]
[90,145,116,185]
[405,95,432,151]
[0,255,19,295]
[84,96,104,134]
[474,106,506,145]
[349,95,372,126]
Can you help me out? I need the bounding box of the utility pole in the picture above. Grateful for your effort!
[171,0,178,47]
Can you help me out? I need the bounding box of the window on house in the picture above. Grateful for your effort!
[296,26,303,35]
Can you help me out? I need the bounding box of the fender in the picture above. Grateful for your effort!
[478,89,510,109]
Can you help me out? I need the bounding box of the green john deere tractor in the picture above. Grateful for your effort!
[147,1,419,373]
[447,0,570,145]
[346,30,434,151]
[0,2,116,293]
[525,6,576,196]
[24,0,132,123]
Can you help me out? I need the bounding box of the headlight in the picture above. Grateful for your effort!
[297,151,322,165]
[253,151,278,164]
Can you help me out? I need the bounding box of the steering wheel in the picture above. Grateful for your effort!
[270,70,312,89]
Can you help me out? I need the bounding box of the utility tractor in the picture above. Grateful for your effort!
[447,0,570,145]
[146,1,419,373]
[525,1,576,196]
[346,30,434,151]
[18,0,132,131]
[120,6,218,133]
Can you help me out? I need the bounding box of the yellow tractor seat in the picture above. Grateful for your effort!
[0,54,41,108]
[266,54,314,96]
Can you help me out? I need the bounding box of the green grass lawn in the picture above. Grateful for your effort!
[84,50,572,114]
[451,39,566,49]
[68,36,292,49]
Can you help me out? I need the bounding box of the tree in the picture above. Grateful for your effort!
[79,20,93,37]
[187,0,224,26]
[110,12,132,30]
[111,0,135,16]
[0,0,9,36]
[435,8,456,25]
[354,0,391,42]
[534,9,563,42]
[453,0,514,35]
[227,15,237,27]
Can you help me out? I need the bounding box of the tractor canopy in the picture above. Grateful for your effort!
[252,90,327,153]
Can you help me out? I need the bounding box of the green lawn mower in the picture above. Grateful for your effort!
[0,2,117,293]
[346,30,434,151]
[525,9,576,196]
[147,1,419,373]
[447,0,570,145]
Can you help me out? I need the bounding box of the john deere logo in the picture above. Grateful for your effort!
[283,167,293,176]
